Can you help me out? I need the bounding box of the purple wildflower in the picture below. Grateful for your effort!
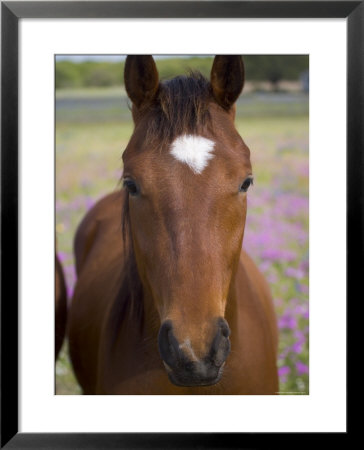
[278,366,291,376]
[278,313,297,330]
[296,361,309,375]
[285,267,305,279]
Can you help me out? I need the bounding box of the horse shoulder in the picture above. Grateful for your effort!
[228,251,278,393]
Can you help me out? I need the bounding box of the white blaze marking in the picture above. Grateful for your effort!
[170,134,215,174]
[179,338,199,361]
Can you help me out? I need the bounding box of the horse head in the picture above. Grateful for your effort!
[122,55,252,387]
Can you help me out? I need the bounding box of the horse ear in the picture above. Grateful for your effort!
[124,55,159,108]
[210,56,245,110]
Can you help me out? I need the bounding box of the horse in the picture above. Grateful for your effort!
[55,252,67,359]
[68,55,278,394]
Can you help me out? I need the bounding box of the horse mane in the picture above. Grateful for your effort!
[108,190,144,345]
[144,71,212,148]
[120,190,144,323]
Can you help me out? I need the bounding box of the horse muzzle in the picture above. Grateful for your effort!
[158,318,231,387]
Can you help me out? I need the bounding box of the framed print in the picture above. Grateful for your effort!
[1,1,360,447]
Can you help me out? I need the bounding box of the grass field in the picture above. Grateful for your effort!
[56,87,309,395]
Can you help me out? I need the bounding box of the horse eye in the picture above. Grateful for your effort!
[123,178,139,196]
[239,177,253,193]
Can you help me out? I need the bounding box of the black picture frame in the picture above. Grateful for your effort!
[1,1,359,447]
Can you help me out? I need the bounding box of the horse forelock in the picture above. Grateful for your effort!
[142,71,212,148]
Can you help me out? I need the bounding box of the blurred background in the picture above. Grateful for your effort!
[56,55,309,395]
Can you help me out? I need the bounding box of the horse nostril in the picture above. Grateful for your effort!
[212,337,230,367]
[218,317,231,338]
[158,321,181,369]
[209,318,231,367]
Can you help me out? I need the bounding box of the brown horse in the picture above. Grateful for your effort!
[68,56,278,394]
[55,252,67,359]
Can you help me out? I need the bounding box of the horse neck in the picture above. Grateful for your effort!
[224,272,240,337]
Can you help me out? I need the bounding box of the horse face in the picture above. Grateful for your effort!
[123,55,251,387]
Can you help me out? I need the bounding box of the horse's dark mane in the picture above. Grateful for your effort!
[121,190,144,323]
[109,190,144,344]
[145,71,212,148]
